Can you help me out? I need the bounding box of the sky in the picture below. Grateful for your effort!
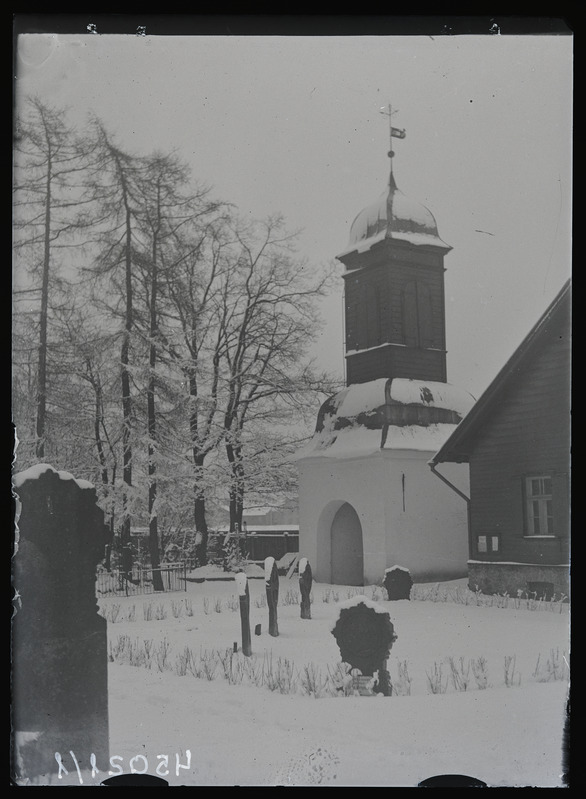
[14,24,573,400]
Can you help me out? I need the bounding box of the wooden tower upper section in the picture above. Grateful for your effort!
[337,110,452,387]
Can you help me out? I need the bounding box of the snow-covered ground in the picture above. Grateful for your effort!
[53,575,569,787]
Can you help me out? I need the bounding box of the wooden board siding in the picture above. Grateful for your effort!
[344,262,445,350]
[343,254,447,384]
[347,345,446,385]
[468,314,570,565]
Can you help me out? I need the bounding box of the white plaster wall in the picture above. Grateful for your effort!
[298,455,388,584]
[298,451,470,585]
[381,452,470,583]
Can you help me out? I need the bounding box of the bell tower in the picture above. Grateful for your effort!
[296,108,474,587]
[338,106,451,386]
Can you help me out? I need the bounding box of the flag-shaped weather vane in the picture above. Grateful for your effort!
[380,103,406,173]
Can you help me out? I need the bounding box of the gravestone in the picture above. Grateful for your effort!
[331,597,397,696]
[264,556,279,637]
[235,571,252,656]
[298,557,312,619]
[383,565,413,600]
[12,465,111,783]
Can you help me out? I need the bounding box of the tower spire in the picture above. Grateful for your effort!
[379,103,406,180]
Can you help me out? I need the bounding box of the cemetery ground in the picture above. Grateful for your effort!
[62,576,568,787]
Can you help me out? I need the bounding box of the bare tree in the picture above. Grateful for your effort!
[157,206,230,564]
[87,122,148,576]
[217,215,336,533]
[13,98,95,460]
[132,151,218,588]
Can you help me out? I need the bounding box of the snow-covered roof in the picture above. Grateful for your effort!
[218,525,299,534]
[388,379,474,416]
[337,174,451,260]
[295,378,475,461]
[13,463,95,491]
[431,279,571,466]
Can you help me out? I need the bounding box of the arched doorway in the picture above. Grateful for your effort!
[331,503,364,585]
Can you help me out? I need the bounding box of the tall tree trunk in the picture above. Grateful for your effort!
[35,160,52,459]
[148,227,164,592]
[188,343,210,565]
[226,439,245,534]
[120,196,134,578]
[193,453,209,566]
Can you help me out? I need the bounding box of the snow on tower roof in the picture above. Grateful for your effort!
[337,174,451,260]
[295,378,475,461]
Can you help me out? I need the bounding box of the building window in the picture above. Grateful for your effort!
[525,476,554,536]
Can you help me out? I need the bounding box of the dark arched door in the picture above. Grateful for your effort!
[331,503,364,585]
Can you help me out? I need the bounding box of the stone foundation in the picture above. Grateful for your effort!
[468,561,569,600]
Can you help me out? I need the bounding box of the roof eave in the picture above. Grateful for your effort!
[430,278,571,466]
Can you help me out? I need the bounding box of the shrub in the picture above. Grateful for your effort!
[471,656,490,690]
[448,657,471,692]
[426,662,448,694]
[504,655,521,687]
[533,649,570,683]
[394,660,412,696]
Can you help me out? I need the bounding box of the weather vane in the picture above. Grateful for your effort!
[379,103,406,174]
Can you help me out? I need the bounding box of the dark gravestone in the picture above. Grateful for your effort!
[235,571,252,656]
[12,465,111,783]
[298,557,312,619]
[264,557,279,637]
[331,598,397,696]
[383,566,413,600]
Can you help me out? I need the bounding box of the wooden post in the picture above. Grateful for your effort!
[298,557,312,619]
[264,556,279,637]
[235,571,252,656]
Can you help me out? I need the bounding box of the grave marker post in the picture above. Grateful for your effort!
[235,571,252,656]
[298,557,312,619]
[264,556,279,637]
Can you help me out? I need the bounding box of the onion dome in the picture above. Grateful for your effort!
[338,173,451,259]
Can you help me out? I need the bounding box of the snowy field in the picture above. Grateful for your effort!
[55,575,569,787]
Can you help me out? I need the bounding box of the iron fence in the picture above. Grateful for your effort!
[96,563,188,597]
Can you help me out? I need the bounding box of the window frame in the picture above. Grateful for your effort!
[524,475,555,537]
